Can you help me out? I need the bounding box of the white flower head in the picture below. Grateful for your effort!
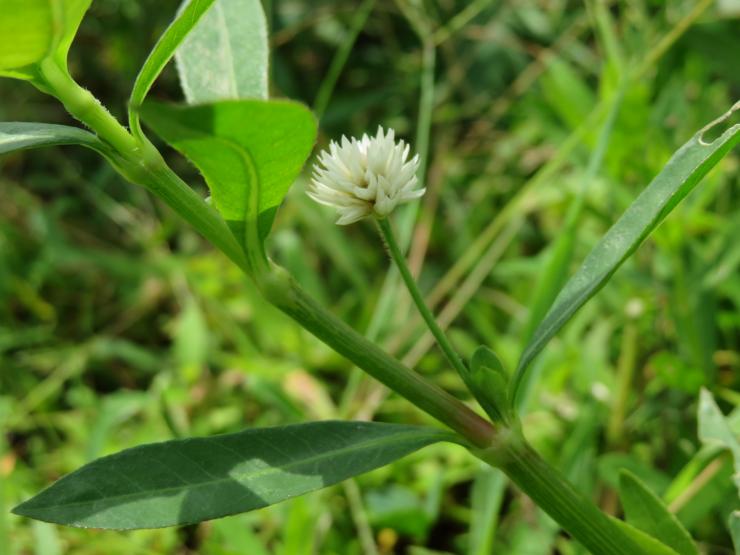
[308,126,424,225]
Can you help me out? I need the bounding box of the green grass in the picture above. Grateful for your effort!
[1,0,739,553]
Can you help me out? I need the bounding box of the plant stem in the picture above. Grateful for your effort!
[37,65,250,275]
[39,63,493,446]
[262,266,495,447]
[37,60,139,156]
[376,217,469,380]
[476,430,647,555]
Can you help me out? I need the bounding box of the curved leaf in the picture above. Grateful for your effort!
[128,0,217,133]
[511,102,740,401]
[0,122,103,154]
[12,421,453,529]
[52,0,90,68]
[619,470,699,555]
[175,0,268,104]
[0,0,90,80]
[464,346,512,425]
[140,99,316,245]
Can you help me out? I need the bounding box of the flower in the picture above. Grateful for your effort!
[308,127,424,225]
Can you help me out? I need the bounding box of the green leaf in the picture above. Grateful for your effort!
[511,102,740,401]
[128,0,217,134]
[698,388,740,494]
[515,88,623,412]
[0,0,91,80]
[611,518,681,555]
[465,346,513,425]
[619,470,699,555]
[0,122,104,154]
[12,421,452,529]
[140,100,316,250]
[175,0,268,104]
[469,467,507,555]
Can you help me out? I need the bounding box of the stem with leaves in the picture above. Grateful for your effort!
[37,65,654,555]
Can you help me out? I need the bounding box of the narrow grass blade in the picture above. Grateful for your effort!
[512,102,740,401]
[13,421,453,529]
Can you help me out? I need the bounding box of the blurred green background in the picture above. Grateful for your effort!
[1,0,739,553]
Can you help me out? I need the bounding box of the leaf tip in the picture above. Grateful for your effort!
[11,497,42,521]
[698,100,740,146]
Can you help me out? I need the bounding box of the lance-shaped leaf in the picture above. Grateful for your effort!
[619,470,699,555]
[13,421,454,529]
[0,122,104,154]
[0,0,91,80]
[175,0,268,104]
[128,0,217,134]
[511,102,740,401]
[140,100,316,248]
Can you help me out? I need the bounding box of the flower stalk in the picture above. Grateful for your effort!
[261,265,496,448]
[376,217,469,381]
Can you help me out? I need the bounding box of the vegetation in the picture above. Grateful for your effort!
[1,1,739,553]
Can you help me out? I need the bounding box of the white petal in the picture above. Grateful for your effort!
[307,126,425,224]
